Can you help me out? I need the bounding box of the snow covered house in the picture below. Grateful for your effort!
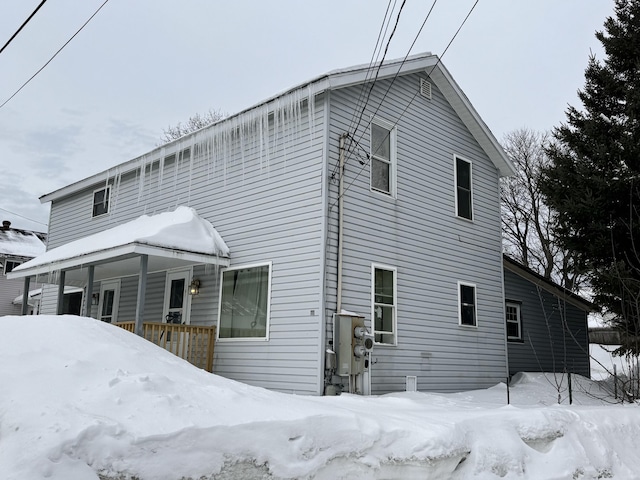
[0,221,46,315]
[503,256,594,378]
[10,53,517,395]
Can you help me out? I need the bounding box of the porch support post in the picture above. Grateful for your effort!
[56,270,66,315]
[134,254,148,337]
[21,276,31,315]
[83,266,95,317]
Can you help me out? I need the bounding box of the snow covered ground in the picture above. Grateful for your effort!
[2,315,640,480]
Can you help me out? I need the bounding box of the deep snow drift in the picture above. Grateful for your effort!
[1,315,639,480]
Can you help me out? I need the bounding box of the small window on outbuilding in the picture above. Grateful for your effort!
[92,186,111,217]
[506,301,522,341]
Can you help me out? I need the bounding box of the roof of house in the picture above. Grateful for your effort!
[8,207,229,283]
[40,52,515,204]
[503,255,596,312]
[0,221,46,259]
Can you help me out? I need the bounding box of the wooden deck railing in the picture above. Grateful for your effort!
[116,322,216,372]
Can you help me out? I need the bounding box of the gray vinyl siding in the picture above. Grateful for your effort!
[504,269,590,377]
[0,276,25,315]
[326,73,508,394]
[45,93,327,395]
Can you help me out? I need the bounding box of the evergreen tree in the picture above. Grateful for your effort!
[540,0,640,355]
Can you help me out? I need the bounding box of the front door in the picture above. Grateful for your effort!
[162,269,192,348]
[98,280,120,323]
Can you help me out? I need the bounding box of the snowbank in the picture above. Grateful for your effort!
[1,315,639,479]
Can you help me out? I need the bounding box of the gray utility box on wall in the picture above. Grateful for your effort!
[334,313,373,376]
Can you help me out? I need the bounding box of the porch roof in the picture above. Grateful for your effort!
[8,207,230,284]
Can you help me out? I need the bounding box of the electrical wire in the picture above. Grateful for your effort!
[0,0,110,111]
[340,0,439,178]
[0,207,48,227]
[332,0,481,209]
[0,0,48,56]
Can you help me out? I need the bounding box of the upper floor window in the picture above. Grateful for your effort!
[92,186,111,217]
[218,262,271,340]
[370,118,396,197]
[458,282,477,327]
[455,156,473,220]
[372,264,397,345]
[506,301,522,341]
[4,260,20,274]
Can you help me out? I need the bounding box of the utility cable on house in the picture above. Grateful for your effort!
[0,0,110,111]
[333,0,481,208]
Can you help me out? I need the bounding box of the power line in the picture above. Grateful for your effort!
[342,0,439,174]
[333,0,481,209]
[0,0,110,111]
[0,0,48,56]
[0,207,48,227]
[348,0,408,150]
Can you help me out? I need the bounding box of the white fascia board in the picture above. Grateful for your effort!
[7,243,230,279]
[428,63,516,177]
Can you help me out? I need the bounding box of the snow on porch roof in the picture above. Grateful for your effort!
[8,207,229,280]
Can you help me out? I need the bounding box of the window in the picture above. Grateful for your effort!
[458,282,477,327]
[370,119,396,196]
[4,260,20,274]
[218,263,271,339]
[372,265,397,344]
[506,301,522,341]
[92,186,111,217]
[455,156,473,220]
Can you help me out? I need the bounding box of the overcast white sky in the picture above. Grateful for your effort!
[0,0,614,232]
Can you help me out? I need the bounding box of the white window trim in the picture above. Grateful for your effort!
[370,116,397,199]
[216,261,272,342]
[92,185,111,218]
[3,259,21,275]
[371,263,398,346]
[98,279,121,324]
[453,154,473,221]
[458,281,478,328]
[506,300,523,341]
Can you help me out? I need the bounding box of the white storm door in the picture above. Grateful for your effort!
[98,280,121,324]
[163,269,192,326]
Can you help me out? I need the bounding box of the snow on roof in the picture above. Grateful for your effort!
[13,206,228,273]
[0,228,46,258]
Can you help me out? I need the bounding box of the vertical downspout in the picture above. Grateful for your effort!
[337,133,346,313]
[318,90,331,396]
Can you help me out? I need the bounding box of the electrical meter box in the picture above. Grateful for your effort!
[334,313,373,376]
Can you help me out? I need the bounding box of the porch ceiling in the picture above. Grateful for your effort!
[9,243,230,285]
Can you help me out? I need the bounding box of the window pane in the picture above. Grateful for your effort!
[457,188,472,219]
[507,322,520,338]
[371,158,390,193]
[101,290,115,318]
[169,279,185,309]
[219,265,269,338]
[374,305,394,333]
[371,124,390,160]
[374,268,394,303]
[456,158,471,190]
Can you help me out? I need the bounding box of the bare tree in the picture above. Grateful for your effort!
[159,108,226,144]
[501,128,585,291]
